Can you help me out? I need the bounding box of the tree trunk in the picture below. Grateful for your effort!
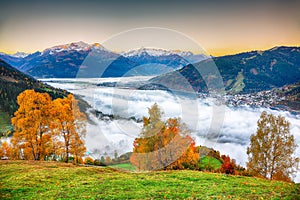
[66,145,69,163]
[30,143,36,160]
[37,132,43,161]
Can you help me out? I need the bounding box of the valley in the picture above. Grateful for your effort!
[1,44,300,182]
[1,1,300,198]
[41,76,300,182]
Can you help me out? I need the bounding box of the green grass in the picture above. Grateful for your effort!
[109,163,136,171]
[200,156,222,170]
[0,160,299,199]
[230,71,245,93]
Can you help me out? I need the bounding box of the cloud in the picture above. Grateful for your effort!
[44,78,300,182]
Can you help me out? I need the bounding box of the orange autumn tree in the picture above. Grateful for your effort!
[51,94,86,163]
[11,90,86,162]
[0,141,12,159]
[11,90,52,160]
[130,103,199,170]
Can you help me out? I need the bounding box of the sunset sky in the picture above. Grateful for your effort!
[0,0,299,56]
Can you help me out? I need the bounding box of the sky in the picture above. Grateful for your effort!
[0,0,299,56]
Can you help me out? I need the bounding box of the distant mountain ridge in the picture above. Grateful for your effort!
[0,42,207,78]
[122,47,207,64]
[1,44,299,94]
[120,47,208,75]
[151,46,300,94]
[9,52,29,58]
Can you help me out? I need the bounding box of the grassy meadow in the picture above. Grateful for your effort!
[199,156,222,171]
[109,163,136,171]
[0,160,299,199]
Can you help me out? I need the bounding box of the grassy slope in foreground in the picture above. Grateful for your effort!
[0,161,299,199]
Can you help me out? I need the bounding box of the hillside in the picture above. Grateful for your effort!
[151,46,300,94]
[0,161,299,199]
[0,59,68,115]
[0,60,68,134]
[275,81,300,111]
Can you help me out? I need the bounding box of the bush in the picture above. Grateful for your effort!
[273,171,292,183]
[220,155,235,174]
[239,169,254,177]
[77,157,84,164]
[84,157,94,165]
[94,159,106,166]
[68,156,74,162]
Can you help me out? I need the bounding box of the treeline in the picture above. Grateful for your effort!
[83,147,244,176]
[83,152,132,166]
[0,90,86,163]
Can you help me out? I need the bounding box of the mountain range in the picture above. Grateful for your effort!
[0,45,299,134]
[151,46,300,94]
[0,42,207,78]
[1,43,299,94]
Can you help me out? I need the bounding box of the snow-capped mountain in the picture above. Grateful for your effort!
[119,47,209,75]
[122,47,208,64]
[42,41,107,55]
[0,52,29,58]
[0,52,26,68]
[20,42,138,78]
[122,47,176,57]
[0,42,209,78]
[10,52,29,58]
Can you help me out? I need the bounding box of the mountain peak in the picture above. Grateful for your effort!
[122,47,196,57]
[121,47,208,64]
[44,41,90,52]
[42,41,108,55]
[69,41,90,48]
[10,52,29,58]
